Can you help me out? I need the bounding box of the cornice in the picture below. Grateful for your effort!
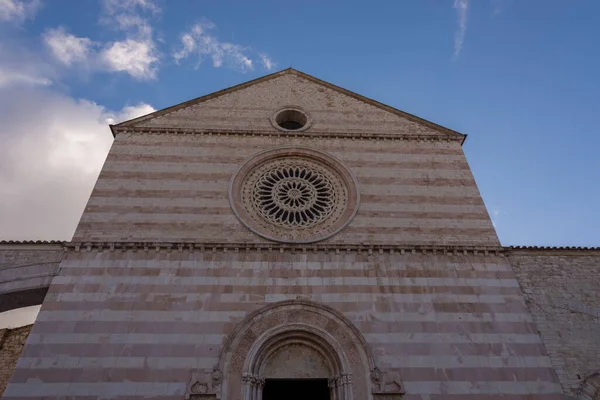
[504,245,600,256]
[64,241,504,256]
[0,240,66,251]
[3,241,599,256]
[110,126,464,143]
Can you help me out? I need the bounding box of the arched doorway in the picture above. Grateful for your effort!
[217,300,376,400]
[243,324,352,400]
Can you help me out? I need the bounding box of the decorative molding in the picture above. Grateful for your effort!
[0,241,66,251]
[110,126,464,143]
[6,241,598,256]
[62,241,505,256]
[218,299,377,400]
[229,146,360,244]
[505,246,600,256]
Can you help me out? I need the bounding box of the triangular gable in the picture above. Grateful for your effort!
[113,69,465,143]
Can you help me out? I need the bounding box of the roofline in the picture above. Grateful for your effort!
[114,68,292,129]
[113,68,468,144]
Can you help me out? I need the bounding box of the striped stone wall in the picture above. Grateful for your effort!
[73,134,498,247]
[2,249,563,399]
[2,70,559,399]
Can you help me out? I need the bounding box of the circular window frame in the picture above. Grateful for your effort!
[270,107,313,132]
[229,146,360,244]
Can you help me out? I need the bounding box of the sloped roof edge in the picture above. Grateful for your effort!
[112,68,467,144]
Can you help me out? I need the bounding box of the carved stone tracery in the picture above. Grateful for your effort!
[249,158,341,230]
[229,147,360,243]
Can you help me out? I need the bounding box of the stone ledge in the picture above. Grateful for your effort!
[63,241,504,256]
[4,241,599,256]
[506,246,600,256]
[111,126,464,143]
[0,241,65,251]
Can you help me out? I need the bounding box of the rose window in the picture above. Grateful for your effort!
[252,163,337,228]
[229,147,360,243]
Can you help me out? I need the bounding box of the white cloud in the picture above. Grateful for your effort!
[0,0,40,23]
[174,20,273,73]
[42,22,159,80]
[100,39,158,79]
[0,66,51,87]
[103,0,159,15]
[453,0,469,58]
[96,0,160,80]
[0,87,154,240]
[259,53,275,71]
[105,103,154,125]
[43,27,93,66]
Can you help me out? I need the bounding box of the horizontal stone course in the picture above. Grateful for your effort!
[4,251,559,399]
[73,132,498,246]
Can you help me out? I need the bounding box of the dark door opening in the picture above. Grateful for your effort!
[263,378,330,400]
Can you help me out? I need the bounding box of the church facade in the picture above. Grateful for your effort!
[1,69,599,399]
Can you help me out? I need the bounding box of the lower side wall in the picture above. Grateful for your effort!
[0,326,32,397]
[3,249,563,399]
[509,250,600,399]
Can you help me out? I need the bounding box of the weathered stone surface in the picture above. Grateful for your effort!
[124,70,457,139]
[509,250,600,398]
[3,250,563,399]
[0,325,32,397]
[72,133,499,246]
[5,70,594,400]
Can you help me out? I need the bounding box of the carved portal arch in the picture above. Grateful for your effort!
[217,299,381,400]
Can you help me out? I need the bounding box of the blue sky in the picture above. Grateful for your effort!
[0,0,599,246]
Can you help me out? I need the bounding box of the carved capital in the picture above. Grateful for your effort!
[241,373,264,387]
[328,377,338,388]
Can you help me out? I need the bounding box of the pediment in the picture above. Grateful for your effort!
[114,69,464,141]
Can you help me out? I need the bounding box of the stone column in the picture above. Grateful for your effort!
[339,373,353,400]
[255,377,265,400]
[241,373,264,400]
[241,373,254,400]
[328,377,338,400]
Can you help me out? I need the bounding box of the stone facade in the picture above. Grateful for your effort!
[508,248,600,398]
[0,325,32,397]
[0,69,598,399]
[73,134,497,247]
